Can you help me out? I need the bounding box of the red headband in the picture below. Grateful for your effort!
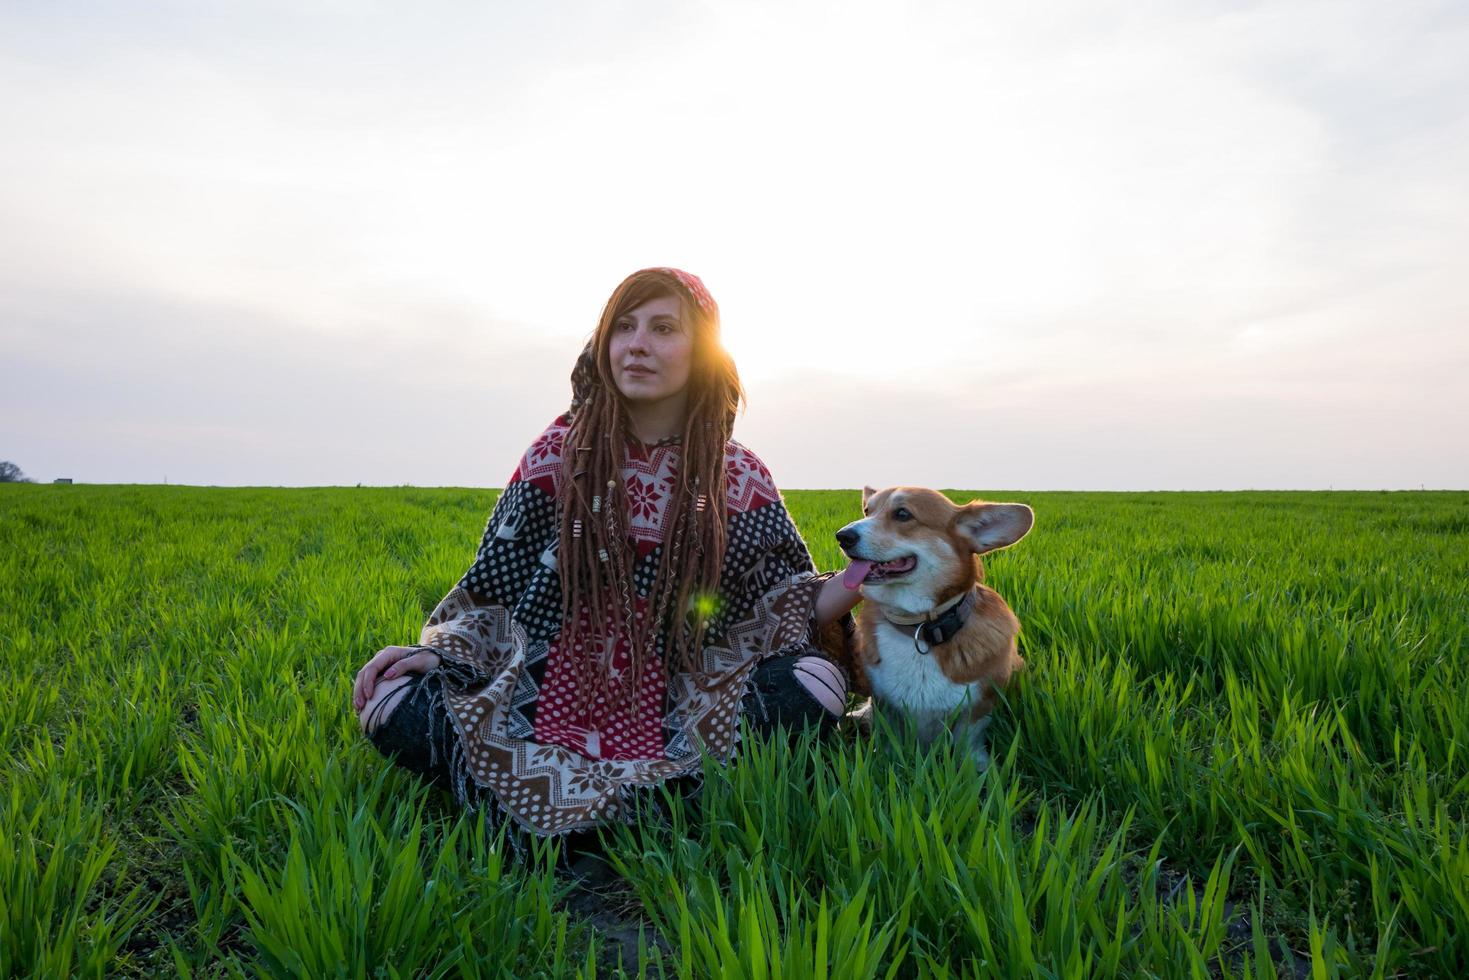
[639,266,717,316]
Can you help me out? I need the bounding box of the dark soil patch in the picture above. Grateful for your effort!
[559,847,669,976]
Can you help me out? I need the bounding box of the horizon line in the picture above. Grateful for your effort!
[5,482,1463,493]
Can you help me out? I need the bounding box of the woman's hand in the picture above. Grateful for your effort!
[352,646,442,710]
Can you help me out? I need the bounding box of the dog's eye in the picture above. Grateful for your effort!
[893,507,913,522]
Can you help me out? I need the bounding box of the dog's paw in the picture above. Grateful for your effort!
[962,721,992,769]
[844,698,875,734]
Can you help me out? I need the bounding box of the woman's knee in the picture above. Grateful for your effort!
[358,674,414,735]
[791,655,847,716]
[745,654,848,735]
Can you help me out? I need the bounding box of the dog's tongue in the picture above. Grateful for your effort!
[842,560,874,590]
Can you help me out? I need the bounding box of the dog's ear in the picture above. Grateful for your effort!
[953,502,1034,555]
[861,485,877,510]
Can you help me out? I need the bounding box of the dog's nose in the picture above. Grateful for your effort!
[835,527,858,550]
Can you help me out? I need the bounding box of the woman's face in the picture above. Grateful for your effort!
[609,294,695,407]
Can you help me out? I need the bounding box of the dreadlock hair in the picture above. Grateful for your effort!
[556,269,745,715]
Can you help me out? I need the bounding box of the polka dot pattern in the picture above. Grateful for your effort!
[527,597,669,760]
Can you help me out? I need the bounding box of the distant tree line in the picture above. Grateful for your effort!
[1,461,32,483]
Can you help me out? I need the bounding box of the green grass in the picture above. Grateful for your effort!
[2,484,1466,977]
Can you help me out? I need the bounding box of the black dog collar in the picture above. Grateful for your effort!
[882,590,978,655]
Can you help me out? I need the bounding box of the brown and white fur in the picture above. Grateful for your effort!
[835,486,1033,766]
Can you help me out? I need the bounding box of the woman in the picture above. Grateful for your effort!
[351,268,861,837]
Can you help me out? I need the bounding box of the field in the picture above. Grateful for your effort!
[3,484,1467,978]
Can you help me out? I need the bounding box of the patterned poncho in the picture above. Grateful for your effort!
[417,414,842,835]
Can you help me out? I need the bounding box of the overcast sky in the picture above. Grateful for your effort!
[2,0,1465,490]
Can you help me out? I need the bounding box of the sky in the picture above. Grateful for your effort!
[2,0,1466,490]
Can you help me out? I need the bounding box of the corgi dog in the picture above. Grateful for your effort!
[835,486,1034,765]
